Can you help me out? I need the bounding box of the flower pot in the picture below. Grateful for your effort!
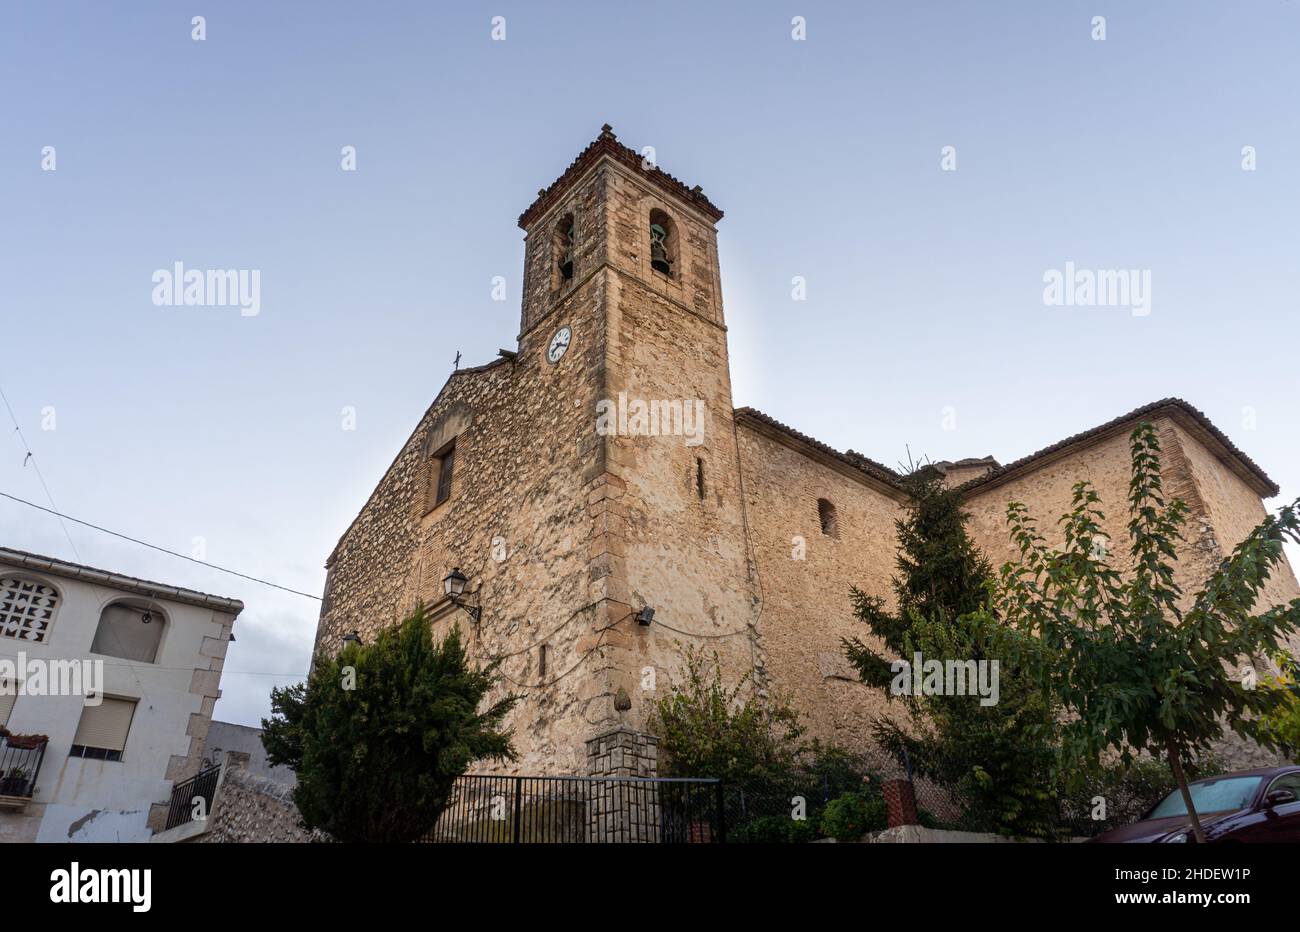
[0,776,31,797]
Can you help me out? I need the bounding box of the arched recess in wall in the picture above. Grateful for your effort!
[817,498,839,539]
[91,598,167,663]
[553,212,575,287]
[649,208,678,277]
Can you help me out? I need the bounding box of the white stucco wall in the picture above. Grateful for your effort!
[0,558,236,843]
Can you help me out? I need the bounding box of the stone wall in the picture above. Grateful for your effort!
[600,210,758,741]
[734,419,907,753]
[963,419,1197,582]
[317,343,601,774]
[191,768,314,844]
[963,415,1299,643]
[962,415,1299,769]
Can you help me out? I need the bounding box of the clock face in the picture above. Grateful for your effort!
[547,326,572,363]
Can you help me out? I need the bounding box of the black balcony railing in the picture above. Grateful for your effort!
[424,774,725,843]
[0,734,48,801]
[164,762,222,830]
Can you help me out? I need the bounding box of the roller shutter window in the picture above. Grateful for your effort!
[70,697,137,761]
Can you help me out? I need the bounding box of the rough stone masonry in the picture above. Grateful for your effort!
[313,125,1300,778]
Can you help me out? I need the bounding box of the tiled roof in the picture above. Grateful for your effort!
[733,407,903,490]
[0,547,244,614]
[736,398,1280,501]
[955,397,1280,498]
[518,124,724,230]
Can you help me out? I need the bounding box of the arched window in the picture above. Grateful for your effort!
[554,213,575,285]
[649,209,677,277]
[817,499,838,538]
[0,574,60,644]
[91,599,165,663]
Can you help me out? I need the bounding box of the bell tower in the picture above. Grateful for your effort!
[515,126,760,759]
[517,124,726,342]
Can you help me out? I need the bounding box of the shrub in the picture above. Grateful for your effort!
[652,643,807,784]
[261,607,518,843]
[729,813,816,844]
[820,793,887,841]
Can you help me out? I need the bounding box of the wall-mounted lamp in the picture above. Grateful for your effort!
[636,606,655,626]
[442,568,482,623]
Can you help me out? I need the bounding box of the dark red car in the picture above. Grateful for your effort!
[1090,765,1300,843]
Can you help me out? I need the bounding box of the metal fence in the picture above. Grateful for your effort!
[421,746,966,843]
[165,762,222,830]
[424,774,725,843]
[717,746,966,842]
[0,734,47,800]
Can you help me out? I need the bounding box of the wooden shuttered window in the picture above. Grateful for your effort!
[72,697,137,753]
[434,445,455,507]
[421,441,458,515]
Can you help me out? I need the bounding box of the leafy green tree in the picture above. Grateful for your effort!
[262,607,518,843]
[844,470,993,687]
[983,423,1300,842]
[875,612,1062,837]
[1255,652,1300,758]
[843,469,1062,838]
[651,643,807,783]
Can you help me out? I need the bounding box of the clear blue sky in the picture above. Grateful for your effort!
[3,1,1297,726]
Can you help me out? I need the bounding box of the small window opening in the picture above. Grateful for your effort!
[435,445,455,506]
[818,498,838,538]
[696,457,706,500]
[427,442,455,511]
[539,644,549,679]
[555,214,575,282]
[649,209,676,277]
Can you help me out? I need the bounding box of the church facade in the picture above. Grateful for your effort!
[313,126,1299,776]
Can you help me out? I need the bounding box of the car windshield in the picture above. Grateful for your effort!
[1149,776,1262,818]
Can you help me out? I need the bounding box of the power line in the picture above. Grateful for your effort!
[0,490,321,601]
[1,383,155,702]
[0,386,78,559]
[653,618,752,639]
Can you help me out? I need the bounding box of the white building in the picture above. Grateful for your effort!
[0,547,240,842]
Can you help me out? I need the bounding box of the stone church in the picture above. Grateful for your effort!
[313,126,1299,778]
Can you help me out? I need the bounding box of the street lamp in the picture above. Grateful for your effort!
[442,568,481,622]
[443,568,468,598]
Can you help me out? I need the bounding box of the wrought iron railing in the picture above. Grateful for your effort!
[164,762,222,830]
[0,734,47,800]
[424,774,725,843]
